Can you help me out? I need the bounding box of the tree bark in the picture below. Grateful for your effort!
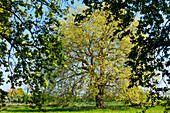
[95,85,105,108]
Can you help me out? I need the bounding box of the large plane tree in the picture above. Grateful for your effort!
[51,7,139,108]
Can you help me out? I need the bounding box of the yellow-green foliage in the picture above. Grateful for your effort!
[53,6,140,103]
[0,0,11,35]
[118,86,147,106]
[7,88,24,103]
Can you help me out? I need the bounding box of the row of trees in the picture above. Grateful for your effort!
[0,0,169,110]
[0,88,31,104]
[7,88,31,103]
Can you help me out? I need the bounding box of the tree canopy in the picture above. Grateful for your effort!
[7,88,24,103]
[47,6,143,108]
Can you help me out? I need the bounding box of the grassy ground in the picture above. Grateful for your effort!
[0,102,168,113]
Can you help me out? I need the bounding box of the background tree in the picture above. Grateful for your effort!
[49,7,140,108]
[44,64,77,106]
[7,88,24,103]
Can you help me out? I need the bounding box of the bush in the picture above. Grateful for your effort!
[119,86,147,106]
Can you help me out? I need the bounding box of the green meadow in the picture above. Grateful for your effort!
[1,102,167,113]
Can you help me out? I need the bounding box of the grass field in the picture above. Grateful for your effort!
[0,102,168,113]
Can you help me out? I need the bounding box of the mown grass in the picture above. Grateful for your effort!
[0,102,168,113]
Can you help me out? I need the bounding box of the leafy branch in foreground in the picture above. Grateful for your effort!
[0,0,72,109]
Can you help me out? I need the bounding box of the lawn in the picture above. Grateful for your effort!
[0,102,168,113]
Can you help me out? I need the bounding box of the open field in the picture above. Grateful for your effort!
[0,102,168,113]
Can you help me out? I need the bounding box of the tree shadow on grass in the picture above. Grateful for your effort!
[42,106,130,112]
[4,106,39,112]
[4,106,97,112]
[106,105,131,111]
[4,105,141,112]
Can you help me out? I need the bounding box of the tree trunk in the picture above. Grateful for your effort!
[95,85,105,108]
